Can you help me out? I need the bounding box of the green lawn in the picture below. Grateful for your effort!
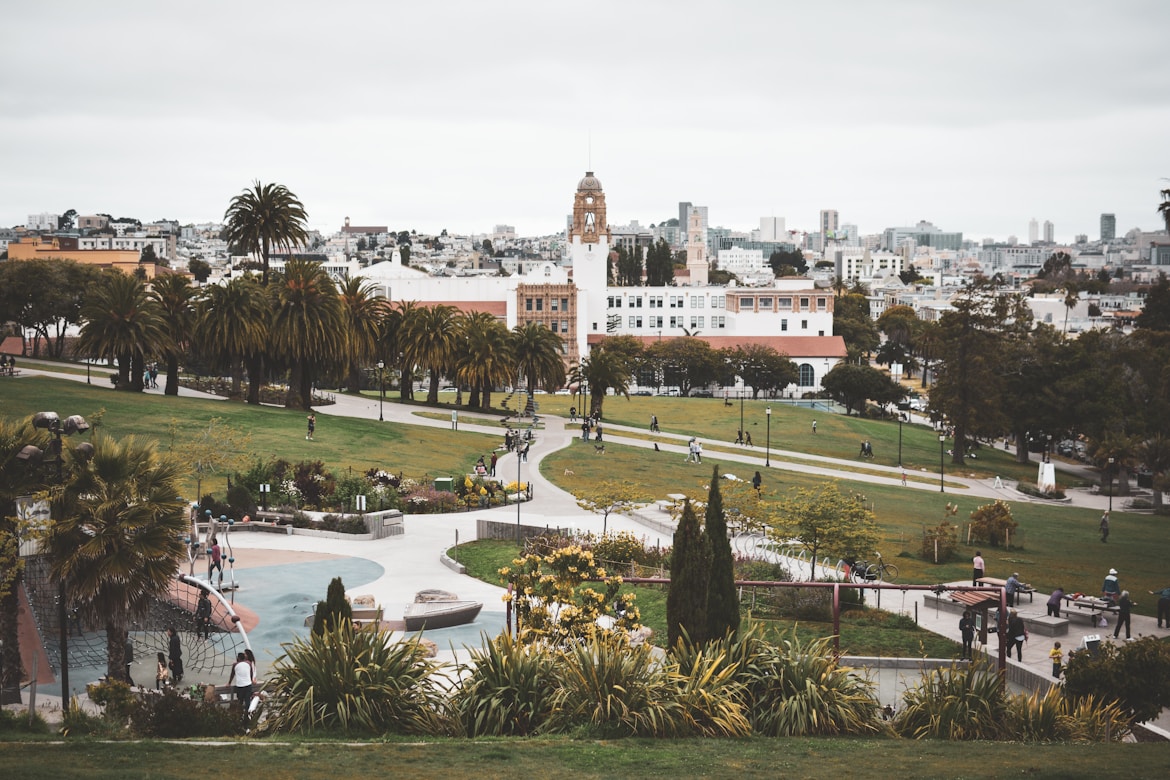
[539,441,1162,619]
[1,735,1167,779]
[0,376,502,498]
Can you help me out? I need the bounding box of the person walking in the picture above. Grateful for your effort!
[1148,585,1170,628]
[811,420,817,434]
[752,470,762,498]
[581,420,590,442]
[1099,510,1110,542]
[489,452,498,477]
[695,440,703,463]
[155,652,170,689]
[167,626,184,684]
[1007,610,1027,661]
[569,406,577,422]
[1047,586,1065,618]
[1113,590,1134,640]
[208,537,223,585]
[650,414,658,432]
[306,413,316,441]
[959,610,975,660]
[686,438,696,463]
[972,551,985,587]
[229,652,254,720]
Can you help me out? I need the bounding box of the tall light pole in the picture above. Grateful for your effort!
[939,433,946,493]
[1108,457,1114,513]
[18,412,92,713]
[515,440,522,544]
[765,406,771,466]
[376,360,385,422]
[897,412,905,467]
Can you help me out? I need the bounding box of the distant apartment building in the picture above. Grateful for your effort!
[1028,218,1039,245]
[6,236,159,278]
[882,221,963,252]
[77,214,110,231]
[715,247,766,275]
[26,213,59,231]
[819,210,839,248]
[1043,220,1054,243]
[1101,213,1116,241]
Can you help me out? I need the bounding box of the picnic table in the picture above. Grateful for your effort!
[1060,594,1119,623]
[977,576,1035,603]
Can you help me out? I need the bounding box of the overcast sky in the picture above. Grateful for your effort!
[3,1,1168,243]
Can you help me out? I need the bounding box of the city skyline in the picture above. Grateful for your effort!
[2,1,1168,242]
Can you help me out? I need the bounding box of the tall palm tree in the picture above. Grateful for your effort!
[455,313,513,410]
[511,321,566,413]
[269,258,344,410]
[46,433,186,682]
[0,416,49,703]
[148,274,196,396]
[78,272,164,392]
[401,304,459,404]
[581,349,632,419]
[381,300,420,401]
[195,276,271,403]
[338,277,386,393]
[223,181,309,286]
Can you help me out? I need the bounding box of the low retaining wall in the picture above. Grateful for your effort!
[477,518,572,544]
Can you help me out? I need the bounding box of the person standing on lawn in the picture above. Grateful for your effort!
[972,551,985,587]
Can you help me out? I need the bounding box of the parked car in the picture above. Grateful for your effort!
[690,389,714,397]
[633,390,653,396]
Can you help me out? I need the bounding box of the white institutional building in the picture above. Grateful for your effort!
[359,172,846,393]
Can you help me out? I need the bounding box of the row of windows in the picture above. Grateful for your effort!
[609,295,727,309]
[736,296,824,311]
[524,297,571,312]
[626,316,729,329]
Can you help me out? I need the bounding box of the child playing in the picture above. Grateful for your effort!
[1049,641,1063,679]
[156,652,170,689]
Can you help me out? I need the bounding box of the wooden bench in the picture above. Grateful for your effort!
[1060,596,1118,625]
[977,577,1035,603]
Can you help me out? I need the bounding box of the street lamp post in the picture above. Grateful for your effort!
[18,412,92,713]
[765,406,771,467]
[739,379,745,443]
[939,433,946,493]
[898,413,905,467]
[516,441,522,544]
[376,360,385,422]
[1108,457,1114,513]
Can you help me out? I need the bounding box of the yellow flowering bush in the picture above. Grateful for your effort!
[501,544,641,646]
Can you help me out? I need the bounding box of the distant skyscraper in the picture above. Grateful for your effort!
[1101,213,1116,241]
[1043,220,1054,243]
[759,216,786,242]
[1028,218,1039,245]
[678,202,692,232]
[820,209,839,238]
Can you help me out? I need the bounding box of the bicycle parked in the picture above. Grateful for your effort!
[850,552,898,583]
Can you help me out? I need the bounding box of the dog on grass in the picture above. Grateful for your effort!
[563,468,575,476]
[594,445,606,455]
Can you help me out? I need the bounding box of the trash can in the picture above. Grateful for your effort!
[434,477,454,493]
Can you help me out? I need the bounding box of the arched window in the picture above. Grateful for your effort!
[798,363,815,387]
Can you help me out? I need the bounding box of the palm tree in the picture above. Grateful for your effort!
[269,258,345,410]
[78,272,164,392]
[510,322,566,413]
[1137,434,1170,511]
[337,277,386,393]
[381,300,420,401]
[581,349,632,419]
[195,276,271,403]
[46,434,186,682]
[0,416,49,703]
[148,274,196,396]
[455,313,513,410]
[401,304,459,404]
[223,181,309,286]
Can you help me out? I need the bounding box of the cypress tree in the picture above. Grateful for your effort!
[667,500,711,649]
[704,465,740,640]
[311,576,353,635]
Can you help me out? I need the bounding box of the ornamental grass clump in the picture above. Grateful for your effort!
[452,631,559,737]
[894,660,1007,740]
[263,619,450,736]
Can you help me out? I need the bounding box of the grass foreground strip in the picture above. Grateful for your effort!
[0,737,1167,779]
